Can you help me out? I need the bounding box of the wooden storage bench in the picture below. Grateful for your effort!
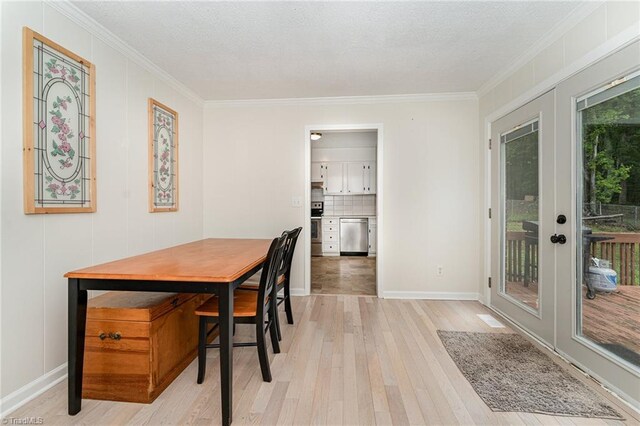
[82,291,213,403]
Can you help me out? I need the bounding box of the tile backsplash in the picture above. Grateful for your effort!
[311,189,376,216]
[323,194,376,216]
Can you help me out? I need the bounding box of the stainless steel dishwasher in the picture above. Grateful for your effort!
[340,218,368,255]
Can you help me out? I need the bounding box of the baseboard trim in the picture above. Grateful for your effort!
[0,363,67,418]
[291,289,480,300]
[290,288,307,297]
[382,291,480,300]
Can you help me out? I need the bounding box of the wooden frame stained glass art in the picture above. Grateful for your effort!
[148,99,179,212]
[23,27,96,214]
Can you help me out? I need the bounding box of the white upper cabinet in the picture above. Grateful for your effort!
[346,162,366,194]
[313,138,376,194]
[364,162,376,194]
[311,162,324,182]
[323,163,344,194]
[322,161,376,195]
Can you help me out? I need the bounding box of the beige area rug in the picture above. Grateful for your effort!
[437,331,624,420]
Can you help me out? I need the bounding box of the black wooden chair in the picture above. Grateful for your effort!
[240,227,302,340]
[194,234,287,383]
[275,227,302,339]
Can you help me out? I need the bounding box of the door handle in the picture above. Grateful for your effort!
[550,234,567,244]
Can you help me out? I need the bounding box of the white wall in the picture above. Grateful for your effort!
[0,1,204,405]
[478,1,640,302]
[202,98,480,299]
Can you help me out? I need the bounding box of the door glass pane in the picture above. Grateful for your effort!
[577,74,640,369]
[502,120,540,311]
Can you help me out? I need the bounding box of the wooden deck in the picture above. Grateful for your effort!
[505,281,539,310]
[506,281,640,365]
[583,285,640,364]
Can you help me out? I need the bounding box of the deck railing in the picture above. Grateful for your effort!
[505,232,538,284]
[588,233,640,285]
[505,232,640,286]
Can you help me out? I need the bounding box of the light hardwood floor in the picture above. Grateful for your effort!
[8,296,639,425]
[312,256,376,295]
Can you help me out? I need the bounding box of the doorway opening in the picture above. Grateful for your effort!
[306,127,381,296]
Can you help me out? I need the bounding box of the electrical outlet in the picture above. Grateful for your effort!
[291,196,302,207]
[436,265,444,277]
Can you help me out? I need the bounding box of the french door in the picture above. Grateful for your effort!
[491,90,556,346]
[491,41,640,409]
[556,41,640,406]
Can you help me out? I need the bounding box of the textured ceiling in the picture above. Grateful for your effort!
[73,1,584,100]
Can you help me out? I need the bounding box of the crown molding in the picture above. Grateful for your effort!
[476,1,606,98]
[204,92,477,108]
[45,0,204,107]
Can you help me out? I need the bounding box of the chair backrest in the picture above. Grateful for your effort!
[257,234,288,317]
[279,227,302,281]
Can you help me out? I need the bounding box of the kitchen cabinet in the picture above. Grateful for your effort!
[323,163,344,194]
[364,162,376,194]
[322,217,340,255]
[311,162,324,182]
[321,161,376,195]
[345,161,376,195]
[322,217,339,226]
[345,162,366,194]
[368,218,377,255]
[322,216,376,256]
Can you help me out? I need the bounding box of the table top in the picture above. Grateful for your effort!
[65,238,272,283]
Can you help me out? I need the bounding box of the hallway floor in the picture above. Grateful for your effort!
[311,256,376,295]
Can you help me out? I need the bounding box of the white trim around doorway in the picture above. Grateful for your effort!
[304,123,384,297]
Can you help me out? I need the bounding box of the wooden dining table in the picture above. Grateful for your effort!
[65,238,272,426]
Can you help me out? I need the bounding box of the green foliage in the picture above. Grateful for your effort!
[582,86,640,213]
[590,154,631,203]
[505,131,538,201]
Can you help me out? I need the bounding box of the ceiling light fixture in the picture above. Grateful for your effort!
[310,132,322,141]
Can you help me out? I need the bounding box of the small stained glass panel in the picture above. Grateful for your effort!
[149,99,179,212]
